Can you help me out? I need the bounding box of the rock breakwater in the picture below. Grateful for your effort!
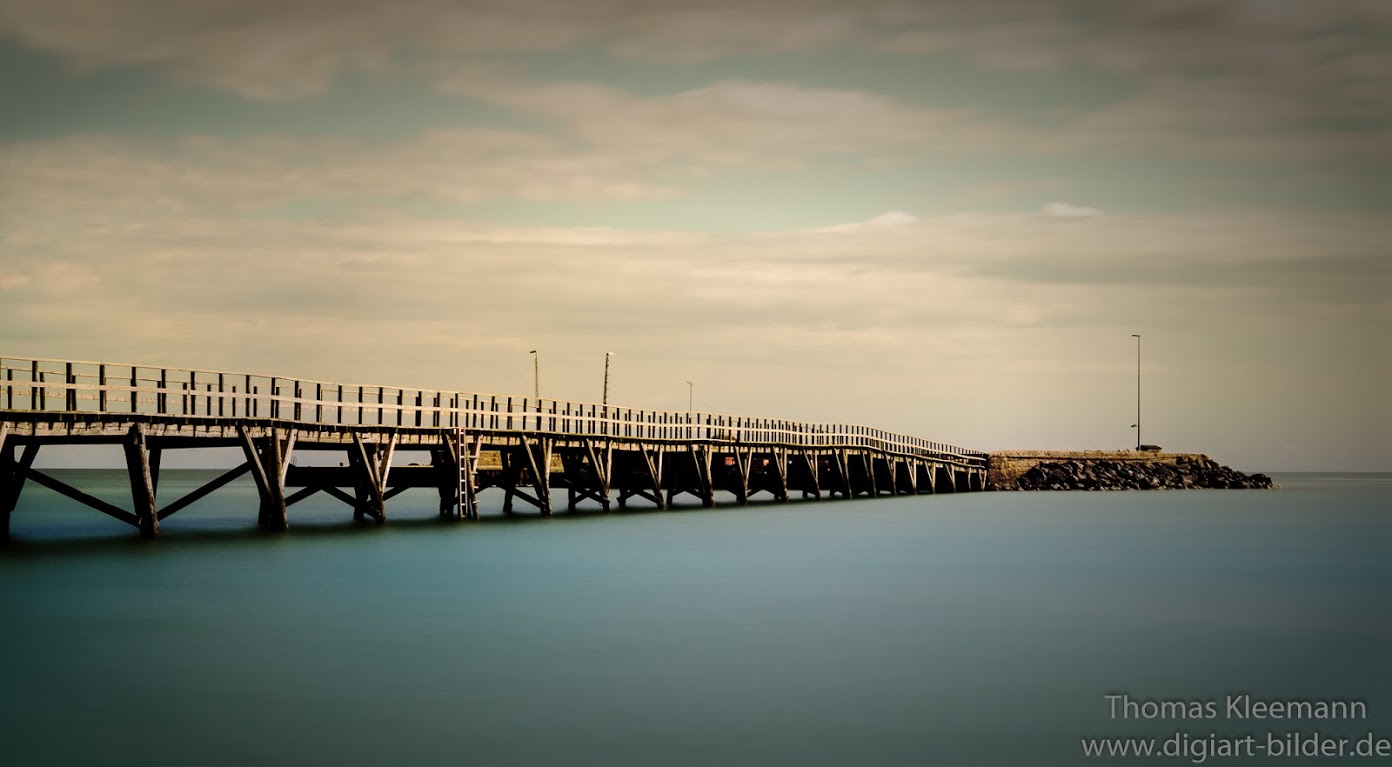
[1008,456,1273,491]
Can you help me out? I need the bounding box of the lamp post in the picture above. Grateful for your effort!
[686,380,693,411]
[529,350,539,399]
[602,352,612,406]
[1131,334,1141,449]
[602,352,613,438]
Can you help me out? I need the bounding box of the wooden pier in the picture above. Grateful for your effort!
[0,356,988,539]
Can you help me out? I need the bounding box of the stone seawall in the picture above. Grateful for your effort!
[988,451,1273,491]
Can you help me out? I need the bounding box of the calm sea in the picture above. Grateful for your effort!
[2,472,1388,766]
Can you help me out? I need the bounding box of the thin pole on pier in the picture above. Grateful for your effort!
[1131,334,1141,449]
[530,350,540,399]
[602,352,612,437]
[602,353,612,405]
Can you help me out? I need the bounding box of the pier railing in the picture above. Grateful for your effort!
[0,356,986,467]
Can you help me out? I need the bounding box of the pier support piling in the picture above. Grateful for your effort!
[433,445,458,520]
[563,440,611,512]
[1,427,37,540]
[733,449,752,505]
[773,449,789,502]
[830,450,851,499]
[239,426,293,531]
[695,445,715,507]
[346,432,386,524]
[917,462,936,494]
[123,425,158,539]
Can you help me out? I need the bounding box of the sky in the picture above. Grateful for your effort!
[0,0,1388,471]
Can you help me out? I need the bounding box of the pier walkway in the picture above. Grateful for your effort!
[0,356,987,538]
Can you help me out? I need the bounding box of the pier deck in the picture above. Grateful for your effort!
[0,356,987,539]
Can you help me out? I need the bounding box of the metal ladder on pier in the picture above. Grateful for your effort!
[452,428,480,520]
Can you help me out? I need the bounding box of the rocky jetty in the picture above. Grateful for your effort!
[1009,456,1273,491]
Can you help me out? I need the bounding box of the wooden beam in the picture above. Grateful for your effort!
[284,485,322,508]
[350,433,385,523]
[833,450,851,499]
[237,425,272,500]
[733,448,751,505]
[320,485,358,508]
[20,466,138,526]
[148,446,162,499]
[278,429,297,489]
[516,436,551,515]
[538,438,553,515]
[935,465,955,494]
[918,461,936,494]
[773,449,788,502]
[584,439,611,511]
[500,448,516,515]
[690,444,715,508]
[258,428,288,531]
[377,433,396,489]
[434,444,459,520]
[639,444,665,509]
[124,425,158,538]
[798,450,821,499]
[157,463,252,520]
[1,431,33,539]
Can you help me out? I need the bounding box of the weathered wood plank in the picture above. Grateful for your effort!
[21,465,138,526]
[157,463,253,521]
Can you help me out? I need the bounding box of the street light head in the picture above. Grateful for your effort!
[529,349,537,354]
[1131,334,1140,338]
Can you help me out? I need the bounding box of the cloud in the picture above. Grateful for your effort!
[0,3,1385,166]
[0,274,30,290]
[1,0,1385,125]
[0,131,685,219]
[805,210,918,233]
[1042,202,1100,218]
[0,81,987,222]
[437,76,978,168]
[436,71,1390,167]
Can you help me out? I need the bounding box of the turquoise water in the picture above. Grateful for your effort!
[2,472,1389,765]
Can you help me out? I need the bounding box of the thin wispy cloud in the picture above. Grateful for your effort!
[1042,202,1101,219]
